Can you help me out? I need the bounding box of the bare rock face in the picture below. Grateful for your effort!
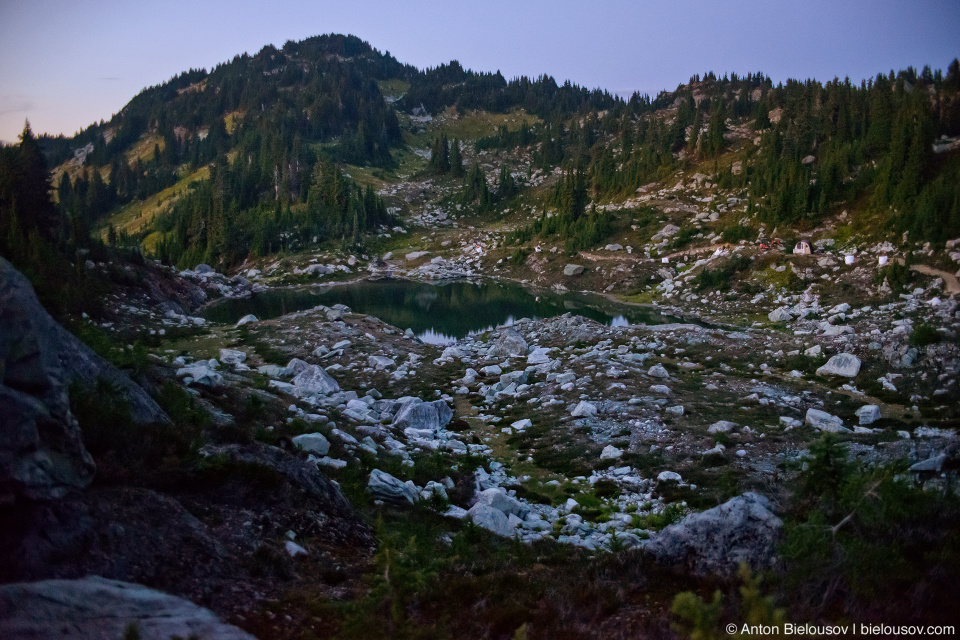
[1,259,175,505]
[0,576,256,639]
[0,258,95,504]
[645,492,782,578]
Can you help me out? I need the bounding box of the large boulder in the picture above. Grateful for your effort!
[571,401,598,418]
[0,576,255,639]
[708,420,737,434]
[291,433,330,456]
[768,306,794,323]
[291,363,340,396]
[391,399,452,433]
[367,469,419,505]
[526,346,553,365]
[467,503,515,537]
[218,349,246,366]
[473,487,529,519]
[816,353,861,377]
[856,404,881,425]
[487,328,528,358]
[805,408,849,433]
[176,363,223,387]
[645,492,782,578]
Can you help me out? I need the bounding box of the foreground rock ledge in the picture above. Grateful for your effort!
[645,492,782,578]
[0,576,256,639]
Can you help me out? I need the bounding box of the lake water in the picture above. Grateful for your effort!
[202,279,686,344]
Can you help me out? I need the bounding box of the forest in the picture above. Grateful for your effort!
[15,33,960,274]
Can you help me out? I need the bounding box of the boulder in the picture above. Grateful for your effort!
[467,503,515,537]
[392,399,452,432]
[526,346,553,365]
[292,364,340,396]
[855,404,881,425]
[600,445,623,460]
[487,328,528,357]
[909,454,946,473]
[805,408,849,432]
[473,487,529,519]
[571,401,598,418]
[648,364,670,379]
[292,433,330,456]
[0,576,255,640]
[367,356,395,370]
[708,420,737,434]
[234,314,258,327]
[768,306,794,322]
[176,363,223,387]
[218,349,247,366]
[563,264,585,277]
[257,364,292,378]
[821,325,854,337]
[286,358,312,375]
[645,492,782,577]
[657,471,682,483]
[440,346,463,360]
[367,469,419,505]
[816,353,861,377]
[499,370,528,387]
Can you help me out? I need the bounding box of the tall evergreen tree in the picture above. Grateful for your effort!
[449,137,463,177]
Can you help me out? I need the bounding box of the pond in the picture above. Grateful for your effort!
[202,278,687,344]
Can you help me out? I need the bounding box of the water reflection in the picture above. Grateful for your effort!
[202,278,686,341]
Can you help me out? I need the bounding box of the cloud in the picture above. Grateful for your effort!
[0,97,35,116]
[100,76,121,81]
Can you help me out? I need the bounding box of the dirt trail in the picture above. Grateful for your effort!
[894,259,960,295]
[910,264,960,295]
[577,243,732,264]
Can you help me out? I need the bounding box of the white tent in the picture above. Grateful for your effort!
[793,241,811,255]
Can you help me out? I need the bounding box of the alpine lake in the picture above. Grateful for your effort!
[202,278,690,345]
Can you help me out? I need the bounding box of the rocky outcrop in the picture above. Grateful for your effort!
[0,258,178,504]
[1,258,169,424]
[1,444,374,618]
[0,576,256,639]
[198,442,355,517]
[1,259,96,504]
[645,493,782,578]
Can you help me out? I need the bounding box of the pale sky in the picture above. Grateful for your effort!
[1,0,958,144]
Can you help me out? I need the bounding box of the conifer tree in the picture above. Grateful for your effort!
[449,137,463,177]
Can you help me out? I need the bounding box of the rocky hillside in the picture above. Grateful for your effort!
[1,33,959,640]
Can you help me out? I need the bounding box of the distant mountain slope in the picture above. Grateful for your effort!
[29,34,960,271]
